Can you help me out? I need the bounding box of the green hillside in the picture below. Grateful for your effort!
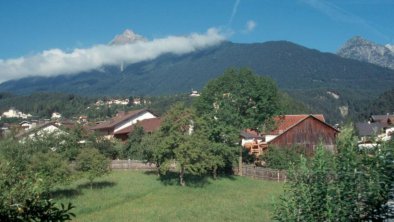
[1,41,393,122]
[1,41,393,96]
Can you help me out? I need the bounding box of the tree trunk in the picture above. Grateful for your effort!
[90,180,93,190]
[156,162,160,177]
[239,146,243,176]
[213,166,218,180]
[179,166,185,186]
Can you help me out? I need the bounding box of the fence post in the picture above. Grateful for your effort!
[277,170,280,182]
[253,166,256,179]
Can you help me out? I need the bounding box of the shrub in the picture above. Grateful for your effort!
[260,146,306,170]
[75,147,111,189]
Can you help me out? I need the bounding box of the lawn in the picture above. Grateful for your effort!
[54,170,283,222]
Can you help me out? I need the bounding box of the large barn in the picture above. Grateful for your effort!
[242,114,339,156]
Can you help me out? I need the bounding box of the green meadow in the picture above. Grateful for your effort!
[54,170,283,222]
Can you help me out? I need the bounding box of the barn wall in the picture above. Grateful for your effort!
[269,117,337,155]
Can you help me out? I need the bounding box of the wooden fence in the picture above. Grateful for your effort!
[111,161,286,182]
[111,160,157,170]
[234,165,287,182]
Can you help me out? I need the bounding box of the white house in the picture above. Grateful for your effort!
[19,121,36,131]
[190,90,200,97]
[90,109,157,139]
[2,108,32,119]
[51,112,62,119]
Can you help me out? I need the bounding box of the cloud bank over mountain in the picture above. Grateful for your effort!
[0,28,225,83]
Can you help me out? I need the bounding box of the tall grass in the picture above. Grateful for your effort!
[54,170,283,222]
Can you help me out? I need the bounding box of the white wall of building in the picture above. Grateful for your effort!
[241,138,262,146]
[2,108,32,119]
[114,111,156,133]
[265,135,277,143]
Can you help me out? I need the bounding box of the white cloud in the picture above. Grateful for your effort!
[228,0,241,26]
[243,20,257,33]
[0,28,225,83]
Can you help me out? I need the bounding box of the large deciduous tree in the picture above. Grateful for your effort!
[155,103,211,186]
[195,68,279,173]
[195,68,279,132]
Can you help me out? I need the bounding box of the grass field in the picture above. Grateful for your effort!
[54,170,283,222]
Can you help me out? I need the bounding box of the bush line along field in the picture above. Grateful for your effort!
[54,171,283,222]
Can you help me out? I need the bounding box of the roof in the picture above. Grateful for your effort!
[370,114,394,127]
[268,115,339,144]
[355,122,384,137]
[16,122,59,139]
[371,114,394,121]
[269,114,325,135]
[114,118,162,135]
[91,109,153,130]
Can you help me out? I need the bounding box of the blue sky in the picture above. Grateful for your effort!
[0,0,393,58]
[0,0,393,82]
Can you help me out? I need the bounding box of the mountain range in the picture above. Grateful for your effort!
[0,32,393,122]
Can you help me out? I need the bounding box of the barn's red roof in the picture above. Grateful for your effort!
[114,117,162,135]
[269,114,325,134]
[241,114,327,138]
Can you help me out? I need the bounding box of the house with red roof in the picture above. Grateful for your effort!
[114,117,162,140]
[242,114,339,156]
[90,109,158,139]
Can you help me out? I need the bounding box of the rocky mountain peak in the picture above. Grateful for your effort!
[345,36,372,46]
[337,36,394,70]
[109,29,147,45]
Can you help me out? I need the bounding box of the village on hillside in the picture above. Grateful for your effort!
[1,103,392,154]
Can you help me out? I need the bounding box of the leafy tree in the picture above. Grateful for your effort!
[140,131,170,175]
[122,124,145,159]
[50,125,89,161]
[0,161,75,221]
[29,152,72,193]
[195,68,279,173]
[173,131,210,186]
[328,125,394,220]
[75,147,111,189]
[204,141,235,179]
[157,103,212,186]
[195,117,237,178]
[92,136,119,159]
[0,140,75,221]
[195,68,279,132]
[274,146,333,221]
